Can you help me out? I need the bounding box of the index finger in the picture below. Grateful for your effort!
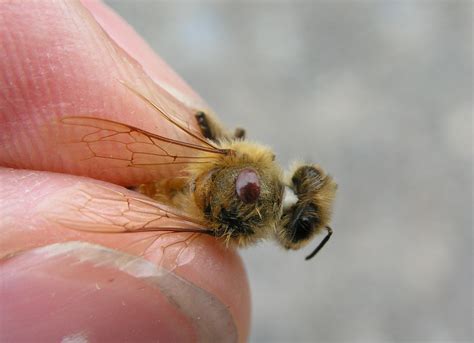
[0,0,208,185]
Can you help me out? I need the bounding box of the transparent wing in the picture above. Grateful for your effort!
[39,182,213,271]
[41,182,210,234]
[60,116,227,168]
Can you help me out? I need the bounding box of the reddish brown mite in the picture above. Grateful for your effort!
[236,168,261,203]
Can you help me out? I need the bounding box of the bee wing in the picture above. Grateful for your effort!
[38,181,212,271]
[41,182,210,234]
[60,116,227,168]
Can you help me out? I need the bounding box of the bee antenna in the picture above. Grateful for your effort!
[305,226,333,261]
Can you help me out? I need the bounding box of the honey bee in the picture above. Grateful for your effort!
[59,83,337,260]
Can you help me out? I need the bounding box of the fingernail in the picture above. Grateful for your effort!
[0,242,238,343]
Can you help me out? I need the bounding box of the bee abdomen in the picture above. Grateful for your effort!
[138,178,189,204]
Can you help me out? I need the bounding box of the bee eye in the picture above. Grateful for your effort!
[236,168,260,203]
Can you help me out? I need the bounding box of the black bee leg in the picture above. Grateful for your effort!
[234,127,245,140]
[195,111,246,141]
[195,111,214,140]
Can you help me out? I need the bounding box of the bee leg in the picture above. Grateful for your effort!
[195,111,245,141]
[234,127,246,140]
[195,111,214,140]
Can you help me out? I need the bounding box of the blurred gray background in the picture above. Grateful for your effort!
[106,1,472,342]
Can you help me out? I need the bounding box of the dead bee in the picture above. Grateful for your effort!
[60,83,337,260]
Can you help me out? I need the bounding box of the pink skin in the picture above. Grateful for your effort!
[0,1,250,342]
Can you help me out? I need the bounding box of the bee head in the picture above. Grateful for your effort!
[277,165,337,259]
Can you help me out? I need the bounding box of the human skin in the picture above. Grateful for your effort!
[0,1,250,342]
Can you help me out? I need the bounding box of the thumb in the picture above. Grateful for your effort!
[1,0,207,185]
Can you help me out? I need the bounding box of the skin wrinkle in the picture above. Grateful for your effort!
[3,242,238,343]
